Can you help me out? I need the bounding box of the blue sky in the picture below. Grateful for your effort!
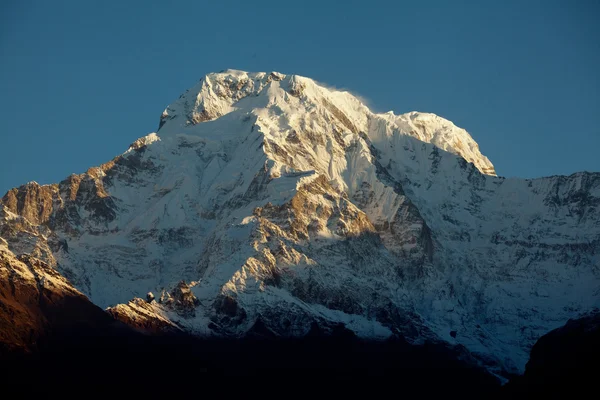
[1,0,598,194]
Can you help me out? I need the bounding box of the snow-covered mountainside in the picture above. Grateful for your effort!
[1,70,598,376]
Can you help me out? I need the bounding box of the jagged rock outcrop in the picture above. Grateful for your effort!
[107,297,180,333]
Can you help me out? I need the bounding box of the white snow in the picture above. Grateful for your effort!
[1,70,598,378]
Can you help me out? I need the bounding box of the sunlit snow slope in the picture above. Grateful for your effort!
[1,70,598,377]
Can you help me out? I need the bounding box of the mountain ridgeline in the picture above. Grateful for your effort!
[1,70,598,390]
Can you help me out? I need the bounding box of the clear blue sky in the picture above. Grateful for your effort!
[1,0,599,194]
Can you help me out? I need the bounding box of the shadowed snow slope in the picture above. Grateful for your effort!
[1,70,598,378]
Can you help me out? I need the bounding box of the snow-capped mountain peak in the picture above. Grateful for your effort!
[1,70,598,380]
[158,70,496,176]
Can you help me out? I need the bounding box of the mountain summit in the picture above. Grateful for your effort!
[1,70,598,378]
[159,70,496,176]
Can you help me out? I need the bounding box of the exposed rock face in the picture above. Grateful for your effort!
[159,280,201,317]
[0,241,118,353]
[107,298,179,333]
[0,70,598,379]
[2,183,59,225]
